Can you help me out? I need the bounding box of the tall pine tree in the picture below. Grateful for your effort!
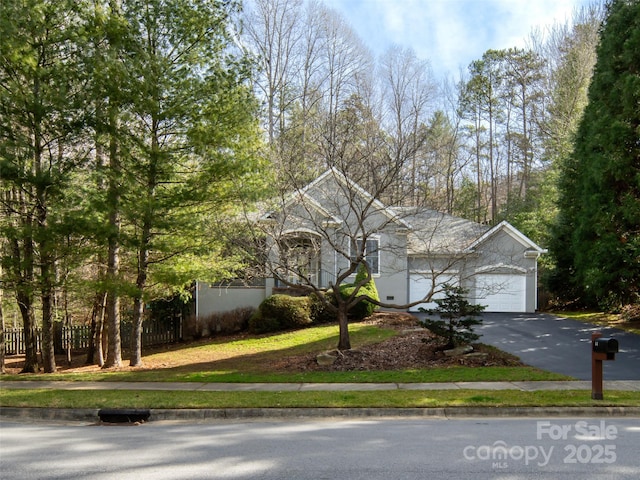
[554,0,640,309]
[120,0,266,367]
[0,0,90,372]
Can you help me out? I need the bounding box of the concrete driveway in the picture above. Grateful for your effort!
[415,312,640,380]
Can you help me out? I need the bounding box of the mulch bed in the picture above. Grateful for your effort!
[273,312,524,372]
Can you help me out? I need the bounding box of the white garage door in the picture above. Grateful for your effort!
[409,274,457,311]
[474,274,526,312]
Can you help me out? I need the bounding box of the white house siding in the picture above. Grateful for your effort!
[408,272,459,311]
[196,283,268,318]
[372,230,409,307]
[335,219,410,309]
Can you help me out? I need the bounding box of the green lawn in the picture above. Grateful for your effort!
[557,311,640,335]
[1,321,570,383]
[4,318,628,410]
[0,366,570,384]
[1,388,638,409]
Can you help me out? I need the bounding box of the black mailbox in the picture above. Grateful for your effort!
[593,337,619,354]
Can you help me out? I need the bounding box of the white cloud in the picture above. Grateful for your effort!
[322,0,593,79]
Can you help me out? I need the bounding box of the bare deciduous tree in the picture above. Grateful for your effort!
[379,46,436,205]
[254,164,502,351]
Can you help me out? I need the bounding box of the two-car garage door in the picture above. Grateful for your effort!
[409,273,526,313]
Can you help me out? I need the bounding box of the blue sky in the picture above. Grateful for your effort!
[322,0,595,80]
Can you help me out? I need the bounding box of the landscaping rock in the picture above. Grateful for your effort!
[443,345,474,357]
[317,351,338,366]
[464,352,489,360]
[401,328,425,335]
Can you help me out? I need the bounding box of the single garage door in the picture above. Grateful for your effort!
[474,274,526,312]
[409,273,457,311]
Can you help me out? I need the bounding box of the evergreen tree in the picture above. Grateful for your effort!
[419,285,485,349]
[0,0,90,372]
[554,0,640,309]
[108,0,260,367]
[1,0,267,371]
[88,0,267,367]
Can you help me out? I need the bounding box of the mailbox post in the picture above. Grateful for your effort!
[591,332,619,400]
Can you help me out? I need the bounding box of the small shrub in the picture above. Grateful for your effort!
[249,294,313,333]
[419,284,485,349]
[248,313,281,334]
[215,307,254,333]
[338,283,378,319]
[262,294,313,327]
[195,307,255,337]
[621,303,640,322]
[309,291,336,324]
[337,263,380,320]
[183,314,199,339]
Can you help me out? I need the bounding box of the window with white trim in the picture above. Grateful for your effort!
[350,237,380,275]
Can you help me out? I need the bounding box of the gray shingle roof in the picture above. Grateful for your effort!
[391,207,490,255]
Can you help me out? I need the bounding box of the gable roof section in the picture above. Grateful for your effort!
[259,185,342,226]
[302,168,413,230]
[465,220,547,253]
[261,171,546,258]
[288,190,343,226]
[394,207,489,255]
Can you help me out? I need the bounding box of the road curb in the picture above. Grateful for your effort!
[1,407,100,422]
[3,406,640,423]
[149,406,640,420]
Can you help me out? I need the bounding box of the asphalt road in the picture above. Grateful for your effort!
[1,417,639,479]
[416,312,640,381]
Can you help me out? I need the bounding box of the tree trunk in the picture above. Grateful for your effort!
[488,102,497,224]
[40,274,56,373]
[130,296,144,367]
[103,240,122,368]
[38,238,56,372]
[102,0,125,369]
[336,306,351,351]
[103,105,122,368]
[0,285,5,374]
[62,282,71,366]
[34,126,56,372]
[103,295,121,367]
[130,241,149,367]
[11,227,39,373]
[130,112,157,367]
[474,117,483,223]
[86,291,106,365]
[519,87,529,199]
[17,290,39,373]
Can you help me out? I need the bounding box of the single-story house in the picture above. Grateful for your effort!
[195,169,546,318]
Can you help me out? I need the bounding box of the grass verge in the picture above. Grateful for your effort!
[176,367,571,383]
[1,388,638,409]
[557,311,640,335]
[0,366,571,383]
